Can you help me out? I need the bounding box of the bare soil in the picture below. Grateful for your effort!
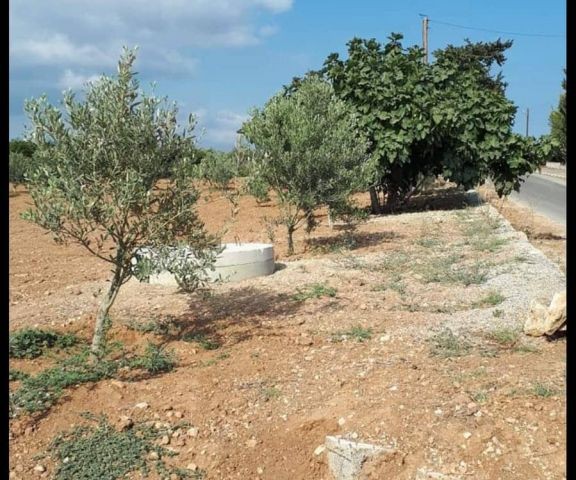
[9,183,566,480]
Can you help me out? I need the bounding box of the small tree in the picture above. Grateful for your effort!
[23,48,219,358]
[241,76,372,255]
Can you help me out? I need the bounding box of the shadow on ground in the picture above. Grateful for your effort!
[383,186,484,215]
[152,286,319,346]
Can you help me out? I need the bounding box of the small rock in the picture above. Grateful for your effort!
[463,432,472,439]
[379,334,391,343]
[257,467,264,475]
[246,438,257,448]
[33,465,46,473]
[314,445,326,456]
[187,427,199,438]
[174,411,183,419]
[118,416,134,431]
[524,292,566,336]
[135,402,149,409]
[434,408,443,416]
[338,417,346,426]
[160,435,170,445]
[187,463,198,471]
[148,451,160,460]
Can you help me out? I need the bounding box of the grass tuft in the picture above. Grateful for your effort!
[332,326,373,343]
[293,283,337,301]
[429,328,472,358]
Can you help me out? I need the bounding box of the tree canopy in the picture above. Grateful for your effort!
[288,34,551,212]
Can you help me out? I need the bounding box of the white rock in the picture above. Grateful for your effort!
[325,436,393,480]
[314,445,326,456]
[135,402,149,409]
[463,432,472,439]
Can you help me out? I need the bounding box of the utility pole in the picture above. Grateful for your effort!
[422,15,429,64]
[525,108,530,137]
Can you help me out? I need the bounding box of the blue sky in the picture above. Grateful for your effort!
[9,0,566,150]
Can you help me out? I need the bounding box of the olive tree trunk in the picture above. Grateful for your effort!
[90,263,125,358]
[287,225,295,256]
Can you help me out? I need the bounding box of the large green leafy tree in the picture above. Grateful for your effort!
[23,49,218,358]
[548,69,566,164]
[241,76,373,255]
[319,34,551,213]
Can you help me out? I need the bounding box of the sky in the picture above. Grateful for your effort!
[9,0,566,150]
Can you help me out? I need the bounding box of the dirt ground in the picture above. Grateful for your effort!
[9,183,566,480]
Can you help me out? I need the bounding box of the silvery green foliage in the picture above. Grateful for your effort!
[241,76,374,253]
[132,244,223,292]
[21,47,219,353]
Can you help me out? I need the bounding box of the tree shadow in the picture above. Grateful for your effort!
[156,286,315,346]
[385,187,484,215]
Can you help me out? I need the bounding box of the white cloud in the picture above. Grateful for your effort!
[10,0,293,75]
[198,110,250,148]
[58,69,102,90]
[11,34,114,67]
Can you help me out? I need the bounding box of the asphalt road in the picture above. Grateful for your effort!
[509,173,566,226]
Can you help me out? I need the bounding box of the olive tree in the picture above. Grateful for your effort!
[240,76,372,255]
[22,49,219,358]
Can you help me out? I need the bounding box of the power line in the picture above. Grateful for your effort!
[428,18,565,39]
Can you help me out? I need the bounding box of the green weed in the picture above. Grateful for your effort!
[182,333,220,350]
[531,382,556,398]
[48,413,204,480]
[473,291,506,308]
[429,328,472,358]
[293,283,337,301]
[332,326,372,342]
[9,328,80,359]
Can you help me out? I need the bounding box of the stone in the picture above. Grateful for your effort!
[148,451,160,460]
[135,402,149,409]
[524,292,566,336]
[314,445,326,456]
[257,467,264,475]
[160,435,170,445]
[325,436,393,480]
[545,291,566,335]
[33,465,46,473]
[174,411,183,419]
[187,427,199,438]
[463,432,472,439]
[187,463,198,472]
[246,438,257,448]
[118,416,134,431]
